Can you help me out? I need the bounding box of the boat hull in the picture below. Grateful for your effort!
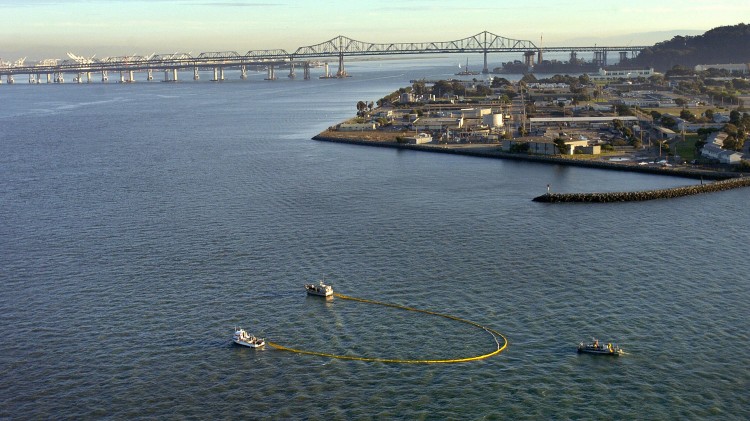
[233,339,265,348]
[577,348,621,356]
[304,282,333,297]
[305,289,332,297]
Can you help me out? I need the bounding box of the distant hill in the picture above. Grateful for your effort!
[560,30,703,47]
[625,23,750,71]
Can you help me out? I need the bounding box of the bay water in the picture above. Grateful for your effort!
[1,58,748,419]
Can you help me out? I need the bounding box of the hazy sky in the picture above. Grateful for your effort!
[0,0,746,60]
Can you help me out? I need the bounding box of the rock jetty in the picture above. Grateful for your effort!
[533,177,750,203]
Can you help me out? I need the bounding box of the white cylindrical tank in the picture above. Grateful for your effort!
[483,113,504,128]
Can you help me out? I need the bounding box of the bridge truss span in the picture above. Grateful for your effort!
[0,30,649,84]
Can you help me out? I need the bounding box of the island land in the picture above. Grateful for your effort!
[314,70,750,201]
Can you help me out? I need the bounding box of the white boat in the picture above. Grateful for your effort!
[304,281,333,297]
[232,328,265,348]
[577,338,623,356]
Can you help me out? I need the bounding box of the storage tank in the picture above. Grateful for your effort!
[483,113,504,128]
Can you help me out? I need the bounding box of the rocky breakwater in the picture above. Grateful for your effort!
[533,177,750,203]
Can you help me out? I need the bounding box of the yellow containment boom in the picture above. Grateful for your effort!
[266,292,508,364]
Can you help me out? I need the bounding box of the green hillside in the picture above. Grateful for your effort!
[625,23,750,71]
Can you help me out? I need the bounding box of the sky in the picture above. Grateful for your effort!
[0,0,747,61]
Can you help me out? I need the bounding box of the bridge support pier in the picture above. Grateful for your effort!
[55,72,64,83]
[48,73,52,83]
[212,67,224,81]
[173,68,178,82]
[241,65,247,80]
[119,71,125,83]
[147,69,153,81]
[194,67,200,80]
[86,72,91,83]
[619,51,628,63]
[482,51,489,74]
[288,62,295,79]
[523,51,535,67]
[303,61,310,80]
[593,51,608,67]
[265,65,276,80]
[569,51,577,63]
[7,75,14,84]
[76,73,83,83]
[101,70,108,82]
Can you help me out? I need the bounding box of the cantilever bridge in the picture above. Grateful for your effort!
[0,31,646,84]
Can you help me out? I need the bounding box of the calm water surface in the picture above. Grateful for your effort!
[1,59,748,419]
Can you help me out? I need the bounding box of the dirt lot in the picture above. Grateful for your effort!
[316,129,402,142]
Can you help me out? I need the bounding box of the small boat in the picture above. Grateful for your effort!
[455,58,480,76]
[232,328,265,348]
[578,338,623,356]
[304,281,333,297]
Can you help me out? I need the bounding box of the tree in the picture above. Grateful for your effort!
[680,109,696,122]
[491,77,511,88]
[451,81,466,96]
[661,115,678,130]
[432,80,453,98]
[553,137,568,154]
[674,98,688,108]
[730,109,741,125]
[475,85,492,96]
[356,100,367,116]
[412,81,426,96]
[615,105,634,116]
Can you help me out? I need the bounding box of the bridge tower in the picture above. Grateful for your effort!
[336,51,347,78]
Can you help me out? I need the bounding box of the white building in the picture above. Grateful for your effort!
[694,63,750,74]
[404,133,433,144]
[701,143,744,164]
[588,68,655,80]
[338,122,377,131]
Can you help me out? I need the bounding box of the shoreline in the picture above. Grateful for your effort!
[312,133,740,181]
[312,133,749,202]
